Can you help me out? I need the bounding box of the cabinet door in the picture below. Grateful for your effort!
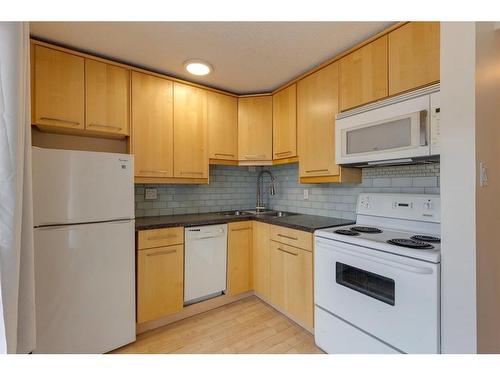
[85,59,130,136]
[131,71,174,178]
[253,221,270,299]
[208,91,238,160]
[34,45,84,130]
[285,245,313,329]
[269,241,287,311]
[238,96,273,161]
[173,83,208,178]
[388,22,440,96]
[273,84,297,159]
[227,221,253,295]
[137,244,184,323]
[297,62,339,178]
[340,36,388,111]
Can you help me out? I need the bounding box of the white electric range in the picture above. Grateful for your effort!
[314,193,441,354]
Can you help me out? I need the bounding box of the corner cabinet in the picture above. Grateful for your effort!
[131,71,174,181]
[208,91,238,161]
[388,22,440,96]
[238,96,273,163]
[297,62,361,184]
[173,83,209,179]
[272,84,297,160]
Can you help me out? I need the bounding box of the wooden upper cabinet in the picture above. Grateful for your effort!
[340,36,388,111]
[207,91,238,160]
[173,83,208,179]
[238,96,273,162]
[227,221,253,296]
[272,84,297,160]
[388,22,440,96]
[297,62,340,179]
[132,71,174,178]
[85,59,130,136]
[34,45,85,130]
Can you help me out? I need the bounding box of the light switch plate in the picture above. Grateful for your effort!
[303,189,309,200]
[145,188,158,200]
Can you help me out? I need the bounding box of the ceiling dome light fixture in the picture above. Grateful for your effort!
[184,59,213,76]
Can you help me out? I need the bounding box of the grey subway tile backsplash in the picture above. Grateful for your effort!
[135,163,440,219]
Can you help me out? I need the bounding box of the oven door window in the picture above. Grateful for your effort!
[336,262,395,306]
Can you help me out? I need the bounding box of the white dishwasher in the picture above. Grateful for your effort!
[184,224,228,305]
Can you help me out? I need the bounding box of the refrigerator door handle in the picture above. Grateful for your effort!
[35,218,135,230]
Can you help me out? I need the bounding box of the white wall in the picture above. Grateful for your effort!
[440,22,477,353]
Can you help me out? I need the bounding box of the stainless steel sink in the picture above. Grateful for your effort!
[259,211,298,218]
[216,210,249,217]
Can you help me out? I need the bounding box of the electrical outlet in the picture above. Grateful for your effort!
[480,162,488,187]
[248,166,256,172]
[145,188,158,200]
[303,189,309,200]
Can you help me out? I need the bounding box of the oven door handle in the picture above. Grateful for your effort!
[320,243,435,275]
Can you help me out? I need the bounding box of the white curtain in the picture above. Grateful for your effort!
[0,22,36,354]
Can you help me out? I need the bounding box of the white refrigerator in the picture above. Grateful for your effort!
[32,147,136,353]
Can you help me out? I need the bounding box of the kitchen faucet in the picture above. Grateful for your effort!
[256,170,276,212]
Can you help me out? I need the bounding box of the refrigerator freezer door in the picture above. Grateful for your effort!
[32,147,134,226]
[33,220,135,353]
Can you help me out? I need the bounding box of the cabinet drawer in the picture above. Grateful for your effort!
[270,225,312,251]
[138,227,184,249]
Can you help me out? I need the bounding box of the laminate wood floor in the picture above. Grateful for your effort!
[111,296,323,354]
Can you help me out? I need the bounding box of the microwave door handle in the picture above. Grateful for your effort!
[420,110,428,146]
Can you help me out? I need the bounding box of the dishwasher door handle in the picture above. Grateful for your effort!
[190,235,224,241]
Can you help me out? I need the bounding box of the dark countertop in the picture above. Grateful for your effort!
[135,211,354,233]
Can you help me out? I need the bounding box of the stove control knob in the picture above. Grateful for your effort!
[423,201,433,210]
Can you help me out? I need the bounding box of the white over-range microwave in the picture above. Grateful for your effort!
[335,84,440,167]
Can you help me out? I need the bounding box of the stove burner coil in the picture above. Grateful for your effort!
[387,238,434,249]
[350,226,382,234]
[410,235,440,243]
[334,229,360,236]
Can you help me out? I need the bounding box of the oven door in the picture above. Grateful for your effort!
[336,94,431,165]
[314,237,440,354]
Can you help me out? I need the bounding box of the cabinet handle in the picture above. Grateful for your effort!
[278,233,298,241]
[40,117,80,126]
[275,151,292,156]
[147,234,178,241]
[244,154,266,160]
[88,123,122,131]
[147,248,177,257]
[231,227,252,231]
[215,153,235,157]
[276,247,298,256]
[180,171,204,175]
[140,169,170,174]
[305,168,328,173]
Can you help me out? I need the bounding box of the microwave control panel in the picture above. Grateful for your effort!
[430,92,441,155]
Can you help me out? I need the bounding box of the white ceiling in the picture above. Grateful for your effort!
[30,22,394,95]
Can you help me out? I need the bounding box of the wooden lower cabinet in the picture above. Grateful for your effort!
[253,221,271,299]
[227,221,253,295]
[269,240,313,329]
[137,244,184,323]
